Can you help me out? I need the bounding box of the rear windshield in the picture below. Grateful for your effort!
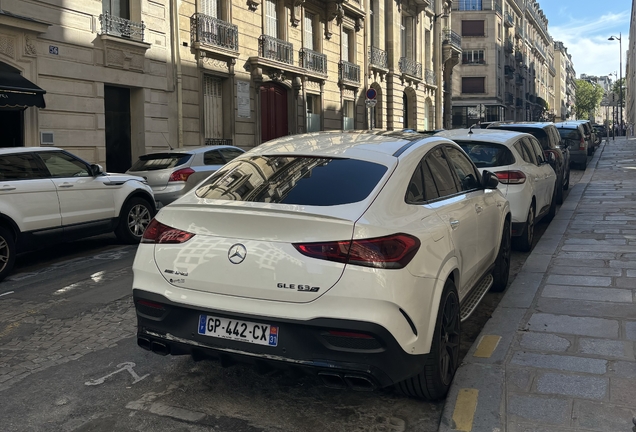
[556,127,581,140]
[457,142,515,168]
[195,156,388,206]
[129,153,192,171]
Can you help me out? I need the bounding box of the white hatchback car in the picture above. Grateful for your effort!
[132,131,511,400]
[0,147,155,281]
[437,129,557,251]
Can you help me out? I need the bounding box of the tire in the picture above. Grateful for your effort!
[491,218,511,292]
[115,197,154,244]
[543,186,558,223]
[513,204,534,252]
[396,279,460,400]
[563,166,570,191]
[556,172,564,205]
[0,226,16,282]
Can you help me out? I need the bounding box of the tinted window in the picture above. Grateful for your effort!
[458,141,515,167]
[0,153,47,180]
[528,137,545,164]
[129,153,192,171]
[514,141,532,164]
[520,139,538,165]
[195,156,388,206]
[406,161,425,204]
[219,148,245,162]
[556,127,581,140]
[445,147,480,191]
[426,147,459,198]
[39,152,90,177]
[203,150,225,165]
[422,162,440,201]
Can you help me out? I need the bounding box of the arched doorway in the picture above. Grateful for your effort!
[371,82,383,129]
[403,87,417,130]
[402,92,409,129]
[261,82,288,142]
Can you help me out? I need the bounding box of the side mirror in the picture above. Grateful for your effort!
[547,152,556,163]
[90,164,103,176]
[482,170,500,189]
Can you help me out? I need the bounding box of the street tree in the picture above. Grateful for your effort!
[574,79,604,119]
[611,78,625,106]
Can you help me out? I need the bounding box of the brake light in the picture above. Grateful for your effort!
[141,219,195,244]
[169,167,195,182]
[293,233,420,269]
[136,299,165,310]
[579,137,586,151]
[495,170,526,184]
[327,330,374,339]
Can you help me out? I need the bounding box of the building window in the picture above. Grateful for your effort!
[204,76,223,141]
[201,0,219,18]
[458,0,482,10]
[103,0,130,19]
[306,94,321,132]
[462,77,485,93]
[265,0,278,38]
[462,50,485,64]
[461,20,485,37]
[342,28,354,62]
[401,14,415,59]
[343,100,354,130]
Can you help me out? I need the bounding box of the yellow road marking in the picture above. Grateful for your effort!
[452,388,479,432]
[473,335,501,358]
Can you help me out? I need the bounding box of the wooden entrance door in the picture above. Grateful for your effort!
[261,83,288,142]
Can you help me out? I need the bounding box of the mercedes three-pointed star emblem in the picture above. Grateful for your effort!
[228,244,247,264]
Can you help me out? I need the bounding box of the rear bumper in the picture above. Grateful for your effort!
[133,289,426,388]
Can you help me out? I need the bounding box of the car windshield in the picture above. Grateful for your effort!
[457,142,515,168]
[195,156,388,206]
[129,153,192,171]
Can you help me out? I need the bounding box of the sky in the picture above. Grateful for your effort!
[539,0,631,79]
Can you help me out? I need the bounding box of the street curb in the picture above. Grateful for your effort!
[437,140,607,432]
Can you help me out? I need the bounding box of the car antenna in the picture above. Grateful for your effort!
[161,132,174,151]
[468,124,475,135]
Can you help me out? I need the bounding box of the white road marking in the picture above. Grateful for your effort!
[0,291,14,297]
[85,362,149,386]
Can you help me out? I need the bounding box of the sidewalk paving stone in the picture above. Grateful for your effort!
[526,313,619,338]
[535,372,607,400]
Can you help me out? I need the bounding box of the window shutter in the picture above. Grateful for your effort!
[341,30,349,61]
[304,12,314,50]
[201,0,218,18]
[462,77,485,93]
[461,20,485,36]
[204,76,223,140]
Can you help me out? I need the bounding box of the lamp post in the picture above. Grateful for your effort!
[609,33,622,135]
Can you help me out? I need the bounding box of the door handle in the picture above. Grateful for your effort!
[0,186,16,191]
[475,205,483,213]
[450,219,460,229]
[58,184,74,188]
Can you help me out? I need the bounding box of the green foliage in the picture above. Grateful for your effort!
[574,79,604,119]
[611,78,625,104]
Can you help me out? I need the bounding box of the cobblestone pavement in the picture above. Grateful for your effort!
[0,257,137,393]
[439,137,636,432]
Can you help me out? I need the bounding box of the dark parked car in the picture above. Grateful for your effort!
[593,124,607,141]
[571,120,597,154]
[486,122,570,204]
[554,122,589,169]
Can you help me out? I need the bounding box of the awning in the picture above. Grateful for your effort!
[0,71,46,109]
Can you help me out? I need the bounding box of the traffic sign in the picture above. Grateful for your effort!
[365,99,377,108]
[366,88,377,100]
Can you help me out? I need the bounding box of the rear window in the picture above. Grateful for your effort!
[195,156,388,206]
[129,153,192,171]
[457,142,515,168]
[556,127,581,140]
[494,127,550,150]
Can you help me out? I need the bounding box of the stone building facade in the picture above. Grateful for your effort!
[0,0,176,172]
[449,0,560,127]
[553,40,575,122]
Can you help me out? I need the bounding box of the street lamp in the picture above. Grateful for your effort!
[608,33,622,135]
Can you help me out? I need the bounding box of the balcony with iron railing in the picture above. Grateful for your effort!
[506,92,514,105]
[190,13,239,54]
[548,64,556,76]
[442,29,462,52]
[515,24,523,39]
[299,48,327,75]
[516,73,524,85]
[504,12,514,27]
[399,57,422,79]
[99,10,145,42]
[494,2,502,15]
[258,35,294,65]
[425,69,437,86]
[369,46,388,69]
[504,39,514,53]
[339,60,360,87]
[515,51,524,64]
[533,40,546,60]
[205,138,233,146]
[505,65,515,79]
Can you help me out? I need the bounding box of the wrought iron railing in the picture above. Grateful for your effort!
[339,60,360,84]
[506,92,514,105]
[442,29,462,51]
[399,57,422,78]
[99,10,145,42]
[504,39,514,53]
[205,138,233,146]
[299,48,327,74]
[190,13,238,51]
[369,46,388,69]
[258,35,293,65]
[494,2,502,14]
[548,64,556,75]
[504,65,515,78]
[504,12,514,27]
[425,69,437,85]
[534,41,546,59]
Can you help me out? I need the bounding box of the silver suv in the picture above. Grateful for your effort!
[0,147,155,281]
[126,145,245,208]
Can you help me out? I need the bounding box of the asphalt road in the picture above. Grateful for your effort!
[0,164,586,432]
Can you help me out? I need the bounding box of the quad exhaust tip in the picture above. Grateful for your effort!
[318,372,376,391]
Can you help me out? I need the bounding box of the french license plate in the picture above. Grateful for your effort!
[198,315,279,347]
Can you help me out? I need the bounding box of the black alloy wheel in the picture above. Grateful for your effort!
[438,289,460,386]
[513,205,534,252]
[491,218,511,292]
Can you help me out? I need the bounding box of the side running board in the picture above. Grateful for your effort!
[459,274,493,322]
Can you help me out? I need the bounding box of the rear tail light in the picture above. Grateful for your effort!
[579,137,586,151]
[141,219,195,244]
[169,167,195,182]
[293,233,420,269]
[494,170,526,184]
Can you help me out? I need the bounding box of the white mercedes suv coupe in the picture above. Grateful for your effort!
[132,131,511,400]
